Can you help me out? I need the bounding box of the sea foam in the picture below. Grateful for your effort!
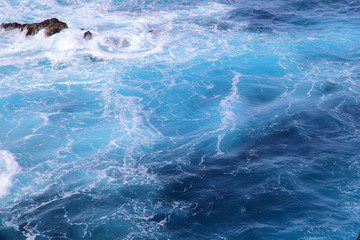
[0,150,19,198]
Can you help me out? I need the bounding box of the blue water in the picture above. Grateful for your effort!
[0,0,360,239]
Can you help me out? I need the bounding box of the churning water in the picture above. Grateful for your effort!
[0,0,360,239]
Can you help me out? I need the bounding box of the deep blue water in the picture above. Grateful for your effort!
[0,0,360,239]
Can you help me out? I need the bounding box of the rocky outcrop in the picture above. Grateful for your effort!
[83,31,92,40]
[0,18,68,37]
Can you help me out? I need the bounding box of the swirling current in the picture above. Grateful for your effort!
[0,0,360,239]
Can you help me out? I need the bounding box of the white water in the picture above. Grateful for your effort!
[0,150,19,198]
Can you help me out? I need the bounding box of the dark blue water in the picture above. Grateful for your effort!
[0,0,360,239]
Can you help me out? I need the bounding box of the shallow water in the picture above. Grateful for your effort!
[0,0,360,239]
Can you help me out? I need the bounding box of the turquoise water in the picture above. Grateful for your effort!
[0,0,360,239]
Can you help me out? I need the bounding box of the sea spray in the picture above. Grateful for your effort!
[0,0,360,239]
[0,150,19,198]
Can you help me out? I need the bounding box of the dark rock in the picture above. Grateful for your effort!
[83,31,92,40]
[41,18,68,36]
[0,18,68,37]
[0,22,22,30]
[23,24,40,36]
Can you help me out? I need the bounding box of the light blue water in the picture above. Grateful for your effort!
[0,0,360,239]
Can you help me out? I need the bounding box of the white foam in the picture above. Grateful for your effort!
[220,72,241,130]
[1,0,236,64]
[0,150,20,198]
[216,72,241,155]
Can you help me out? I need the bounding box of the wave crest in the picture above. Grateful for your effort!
[0,150,20,198]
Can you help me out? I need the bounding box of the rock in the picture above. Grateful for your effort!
[103,37,130,48]
[1,22,22,30]
[41,18,68,37]
[83,31,92,40]
[23,24,40,36]
[104,37,119,47]
[0,18,68,37]
[121,39,130,47]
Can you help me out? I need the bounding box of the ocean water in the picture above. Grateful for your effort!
[0,0,360,239]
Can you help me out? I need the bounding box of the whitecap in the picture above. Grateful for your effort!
[0,150,20,198]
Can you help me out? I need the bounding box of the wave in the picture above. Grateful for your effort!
[0,150,20,198]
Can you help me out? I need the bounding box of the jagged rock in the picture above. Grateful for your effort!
[83,31,92,40]
[0,18,68,37]
[1,22,22,30]
[23,24,40,36]
[42,18,68,36]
